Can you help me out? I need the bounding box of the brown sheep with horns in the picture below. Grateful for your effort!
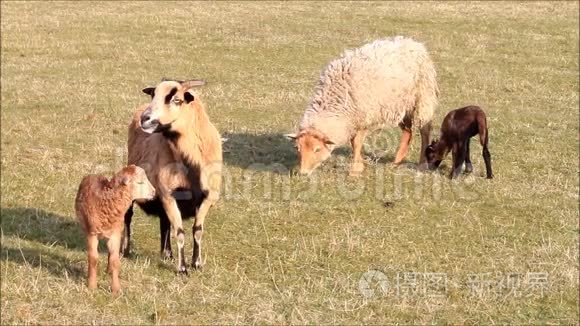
[123,78,222,275]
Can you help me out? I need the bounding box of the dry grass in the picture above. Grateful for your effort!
[1,1,579,324]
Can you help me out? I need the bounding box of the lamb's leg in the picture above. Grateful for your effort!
[106,232,122,295]
[418,121,432,166]
[192,193,218,270]
[464,139,473,174]
[159,212,173,260]
[483,145,493,178]
[450,142,467,179]
[349,129,367,177]
[477,115,493,179]
[161,197,188,274]
[480,129,493,179]
[394,120,413,165]
[120,205,133,257]
[86,234,99,290]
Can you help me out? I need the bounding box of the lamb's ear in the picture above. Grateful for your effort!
[284,133,297,140]
[142,86,155,97]
[120,176,131,186]
[182,79,206,88]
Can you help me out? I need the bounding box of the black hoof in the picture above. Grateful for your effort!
[120,246,131,258]
[161,249,173,261]
[177,265,188,276]
[192,261,203,270]
[464,164,473,174]
[450,169,462,179]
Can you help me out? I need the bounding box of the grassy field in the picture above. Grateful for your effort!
[1,1,579,324]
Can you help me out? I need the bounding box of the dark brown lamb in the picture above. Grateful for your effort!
[425,105,493,179]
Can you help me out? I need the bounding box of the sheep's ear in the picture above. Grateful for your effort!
[120,176,131,186]
[182,79,206,89]
[324,139,335,150]
[284,133,297,140]
[183,89,195,104]
[142,87,155,97]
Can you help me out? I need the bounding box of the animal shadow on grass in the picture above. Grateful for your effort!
[1,207,86,280]
[1,207,84,250]
[222,132,298,173]
[221,132,407,173]
[1,245,85,281]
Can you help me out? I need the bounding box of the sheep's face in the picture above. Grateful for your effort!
[285,129,335,176]
[119,165,156,200]
[425,139,445,169]
[140,79,205,134]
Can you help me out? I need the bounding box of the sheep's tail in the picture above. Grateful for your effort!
[413,51,439,129]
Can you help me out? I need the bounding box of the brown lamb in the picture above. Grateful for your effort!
[75,165,155,294]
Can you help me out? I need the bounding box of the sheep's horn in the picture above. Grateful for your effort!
[161,77,184,83]
[182,79,206,88]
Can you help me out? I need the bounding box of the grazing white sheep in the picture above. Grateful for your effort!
[286,36,439,176]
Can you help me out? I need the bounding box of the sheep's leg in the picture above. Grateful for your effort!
[464,139,473,174]
[192,163,221,270]
[86,234,99,290]
[106,232,122,295]
[418,121,432,166]
[450,142,466,179]
[349,129,367,177]
[192,194,217,270]
[120,205,133,257]
[162,198,187,274]
[159,212,173,260]
[394,119,413,165]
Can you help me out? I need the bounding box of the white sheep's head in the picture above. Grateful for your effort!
[140,78,205,134]
[285,128,335,176]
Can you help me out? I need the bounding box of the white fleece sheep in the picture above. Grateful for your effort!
[290,36,439,175]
